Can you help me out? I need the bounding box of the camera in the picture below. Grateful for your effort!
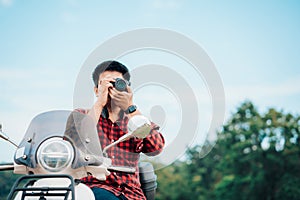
[111,78,128,92]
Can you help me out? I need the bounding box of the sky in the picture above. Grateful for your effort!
[1,0,300,164]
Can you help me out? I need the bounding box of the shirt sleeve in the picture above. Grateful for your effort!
[135,122,165,156]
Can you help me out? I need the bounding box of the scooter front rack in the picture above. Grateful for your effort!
[7,174,76,200]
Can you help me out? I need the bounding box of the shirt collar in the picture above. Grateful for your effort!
[101,106,125,120]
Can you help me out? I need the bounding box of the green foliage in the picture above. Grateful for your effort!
[0,171,20,200]
[155,100,300,200]
[155,162,192,200]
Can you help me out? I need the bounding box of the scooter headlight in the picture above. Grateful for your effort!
[37,137,74,172]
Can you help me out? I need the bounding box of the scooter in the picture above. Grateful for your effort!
[0,110,157,200]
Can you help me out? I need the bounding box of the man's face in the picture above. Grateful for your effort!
[94,71,124,103]
[99,71,124,84]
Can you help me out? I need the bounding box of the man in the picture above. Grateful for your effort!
[80,60,165,200]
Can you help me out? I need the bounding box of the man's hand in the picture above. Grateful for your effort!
[109,86,133,111]
[95,77,114,107]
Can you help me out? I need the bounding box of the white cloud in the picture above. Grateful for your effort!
[226,76,300,102]
[0,0,13,7]
[225,75,300,115]
[0,66,76,161]
[0,66,75,129]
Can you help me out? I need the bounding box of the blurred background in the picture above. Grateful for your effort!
[1,0,300,199]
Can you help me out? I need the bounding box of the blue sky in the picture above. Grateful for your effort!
[1,0,300,162]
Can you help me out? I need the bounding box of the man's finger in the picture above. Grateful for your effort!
[126,85,132,93]
[109,89,121,99]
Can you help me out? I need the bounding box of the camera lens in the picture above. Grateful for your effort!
[114,78,127,91]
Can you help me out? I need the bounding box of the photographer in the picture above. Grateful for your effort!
[79,60,165,200]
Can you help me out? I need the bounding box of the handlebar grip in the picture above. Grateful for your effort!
[0,163,14,171]
[107,166,136,173]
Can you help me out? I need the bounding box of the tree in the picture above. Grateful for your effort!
[156,100,300,200]
[0,171,20,200]
[214,101,300,200]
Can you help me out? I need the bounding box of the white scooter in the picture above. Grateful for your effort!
[0,110,157,200]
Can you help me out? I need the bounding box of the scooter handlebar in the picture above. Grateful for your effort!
[0,163,14,171]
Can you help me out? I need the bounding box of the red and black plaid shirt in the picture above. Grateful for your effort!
[77,108,165,200]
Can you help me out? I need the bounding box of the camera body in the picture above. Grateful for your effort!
[111,78,128,92]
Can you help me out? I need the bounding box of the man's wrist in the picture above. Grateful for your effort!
[95,100,105,110]
[125,105,137,114]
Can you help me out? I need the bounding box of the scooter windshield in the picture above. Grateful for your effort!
[14,110,103,169]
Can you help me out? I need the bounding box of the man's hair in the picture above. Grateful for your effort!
[92,60,130,86]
